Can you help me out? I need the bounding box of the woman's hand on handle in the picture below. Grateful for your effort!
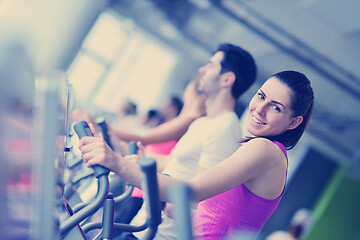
[78,123,122,173]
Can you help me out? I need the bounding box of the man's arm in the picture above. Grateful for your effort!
[110,113,196,145]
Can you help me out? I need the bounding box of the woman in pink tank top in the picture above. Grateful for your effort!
[193,141,287,239]
[190,71,314,239]
[78,71,314,239]
[191,71,314,239]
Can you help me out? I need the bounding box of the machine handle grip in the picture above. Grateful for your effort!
[169,184,194,240]
[140,158,162,228]
[128,141,138,155]
[73,121,110,178]
[97,119,114,150]
[102,193,115,239]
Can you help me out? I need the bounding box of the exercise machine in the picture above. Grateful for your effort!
[60,121,162,240]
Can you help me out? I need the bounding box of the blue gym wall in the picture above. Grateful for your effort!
[257,147,339,239]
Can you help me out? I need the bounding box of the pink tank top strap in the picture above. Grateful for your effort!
[272,141,287,159]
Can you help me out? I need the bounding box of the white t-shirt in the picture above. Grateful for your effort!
[132,111,242,240]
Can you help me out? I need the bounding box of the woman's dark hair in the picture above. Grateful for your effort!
[242,70,314,150]
[216,43,257,100]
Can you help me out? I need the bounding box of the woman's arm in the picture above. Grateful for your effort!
[79,131,284,204]
[190,138,287,202]
[78,134,187,202]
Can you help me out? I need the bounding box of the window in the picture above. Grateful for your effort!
[67,10,178,113]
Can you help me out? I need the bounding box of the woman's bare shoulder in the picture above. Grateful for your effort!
[240,138,285,164]
[242,137,276,151]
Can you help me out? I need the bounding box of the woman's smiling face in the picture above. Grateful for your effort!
[247,76,302,137]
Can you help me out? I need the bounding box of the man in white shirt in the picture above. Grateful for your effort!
[120,43,257,240]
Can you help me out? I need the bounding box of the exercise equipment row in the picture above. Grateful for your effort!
[60,121,162,240]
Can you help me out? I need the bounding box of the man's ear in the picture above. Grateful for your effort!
[220,71,235,87]
[287,116,303,130]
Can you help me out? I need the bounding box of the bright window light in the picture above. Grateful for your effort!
[67,10,178,114]
[68,55,105,102]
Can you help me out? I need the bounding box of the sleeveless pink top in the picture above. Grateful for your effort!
[193,141,287,239]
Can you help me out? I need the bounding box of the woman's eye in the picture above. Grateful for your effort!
[257,92,264,99]
[271,105,281,112]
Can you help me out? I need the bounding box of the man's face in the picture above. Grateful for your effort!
[197,51,224,96]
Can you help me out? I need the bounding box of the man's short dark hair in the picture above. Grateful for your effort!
[216,43,257,100]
